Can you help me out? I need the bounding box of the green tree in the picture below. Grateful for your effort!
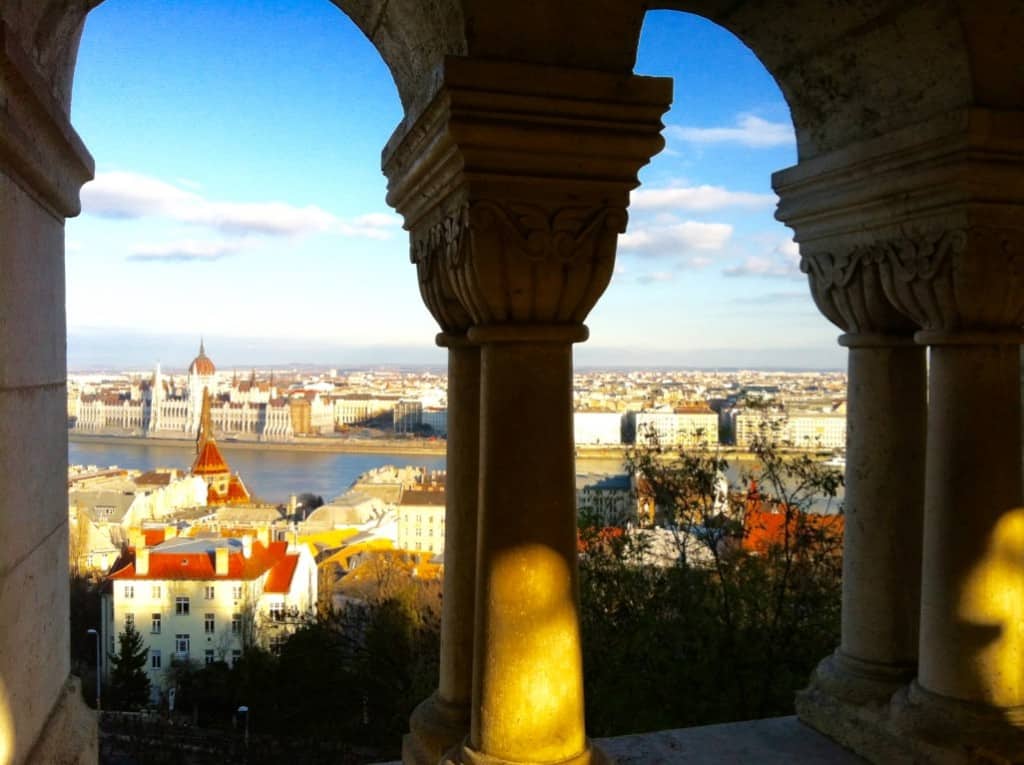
[580,434,843,735]
[108,624,151,710]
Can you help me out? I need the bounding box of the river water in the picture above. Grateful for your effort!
[68,441,448,504]
[68,441,842,512]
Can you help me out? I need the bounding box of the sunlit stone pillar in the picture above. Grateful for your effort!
[775,173,928,723]
[780,107,1024,762]
[0,16,98,765]
[385,56,670,765]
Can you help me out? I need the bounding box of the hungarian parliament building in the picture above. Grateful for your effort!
[72,341,298,440]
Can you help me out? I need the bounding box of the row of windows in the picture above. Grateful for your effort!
[150,645,243,669]
[127,612,243,635]
[399,515,445,525]
[122,585,245,601]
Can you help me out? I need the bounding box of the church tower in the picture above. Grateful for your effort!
[185,338,216,435]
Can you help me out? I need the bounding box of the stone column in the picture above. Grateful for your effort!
[780,107,1024,761]
[403,332,481,764]
[0,17,98,765]
[775,170,928,726]
[384,56,670,765]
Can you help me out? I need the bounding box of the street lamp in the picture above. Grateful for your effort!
[237,705,249,748]
[86,629,101,711]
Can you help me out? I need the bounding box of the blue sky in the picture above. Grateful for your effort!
[66,2,843,370]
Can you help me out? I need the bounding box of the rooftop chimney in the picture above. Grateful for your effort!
[136,548,150,576]
[256,527,270,548]
[215,546,229,576]
[127,528,144,549]
[242,535,253,559]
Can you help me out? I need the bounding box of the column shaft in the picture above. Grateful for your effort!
[919,342,1024,706]
[470,338,586,763]
[404,341,480,764]
[838,340,926,682]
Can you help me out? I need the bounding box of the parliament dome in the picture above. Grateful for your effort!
[188,339,216,376]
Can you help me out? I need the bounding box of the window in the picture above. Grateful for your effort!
[232,585,243,601]
[151,613,161,634]
[204,613,215,634]
[150,649,161,670]
[204,649,215,666]
[269,602,284,622]
[175,597,190,615]
[269,635,286,656]
[231,613,242,634]
[204,585,215,600]
[231,649,241,665]
[151,585,161,599]
[174,634,190,658]
[125,613,134,630]
[124,584,134,599]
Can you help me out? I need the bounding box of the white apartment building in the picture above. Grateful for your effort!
[102,533,317,702]
[396,489,446,556]
[574,411,624,445]
[633,408,719,447]
[333,395,401,427]
[734,408,847,450]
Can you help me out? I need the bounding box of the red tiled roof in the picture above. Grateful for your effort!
[109,540,288,581]
[192,440,229,475]
[143,529,166,547]
[263,554,299,593]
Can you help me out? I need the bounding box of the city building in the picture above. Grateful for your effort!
[573,411,624,445]
[396,487,446,556]
[102,532,317,702]
[74,341,295,441]
[190,389,252,506]
[630,407,719,448]
[734,406,847,450]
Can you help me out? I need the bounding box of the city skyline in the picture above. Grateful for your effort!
[66,1,843,369]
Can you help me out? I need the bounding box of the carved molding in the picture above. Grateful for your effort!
[449,200,628,326]
[411,206,472,334]
[802,226,1024,334]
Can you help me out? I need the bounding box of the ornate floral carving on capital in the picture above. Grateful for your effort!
[800,244,917,336]
[410,206,473,335]
[803,225,1024,335]
[450,200,628,326]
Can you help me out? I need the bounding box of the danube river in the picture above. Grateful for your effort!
[68,440,448,504]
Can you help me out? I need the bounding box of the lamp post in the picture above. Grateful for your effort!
[86,628,100,711]
[237,705,249,749]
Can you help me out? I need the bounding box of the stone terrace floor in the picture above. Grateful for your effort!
[374,716,866,764]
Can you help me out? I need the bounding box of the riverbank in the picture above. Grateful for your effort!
[68,431,450,456]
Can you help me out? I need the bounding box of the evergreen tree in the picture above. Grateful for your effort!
[108,624,151,710]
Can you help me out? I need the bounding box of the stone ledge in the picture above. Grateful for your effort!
[377,717,864,764]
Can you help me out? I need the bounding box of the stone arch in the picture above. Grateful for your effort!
[645,1,1013,159]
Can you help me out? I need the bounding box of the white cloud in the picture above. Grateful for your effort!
[619,221,733,258]
[667,114,793,148]
[82,171,395,240]
[636,271,675,284]
[723,238,802,279]
[631,184,776,212]
[127,239,243,262]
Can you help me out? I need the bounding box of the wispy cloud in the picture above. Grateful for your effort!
[82,171,399,240]
[729,289,808,304]
[127,240,243,262]
[636,271,676,285]
[723,238,802,279]
[619,221,733,261]
[667,114,793,148]
[631,184,776,212]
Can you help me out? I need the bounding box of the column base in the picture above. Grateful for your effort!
[24,676,98,765]
[442,738,613,765]
[798,670,1024,763]
[807,650,915,705]
[888,681,1024,763]
[403,692,470,765]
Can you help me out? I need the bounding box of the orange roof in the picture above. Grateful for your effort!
[264,554,299,593]
[143,529,166,547]
[192,440,230,475]
[109,540,289,581]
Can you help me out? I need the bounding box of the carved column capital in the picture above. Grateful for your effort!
[383,56,671,334]
[776,108,1024,339]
